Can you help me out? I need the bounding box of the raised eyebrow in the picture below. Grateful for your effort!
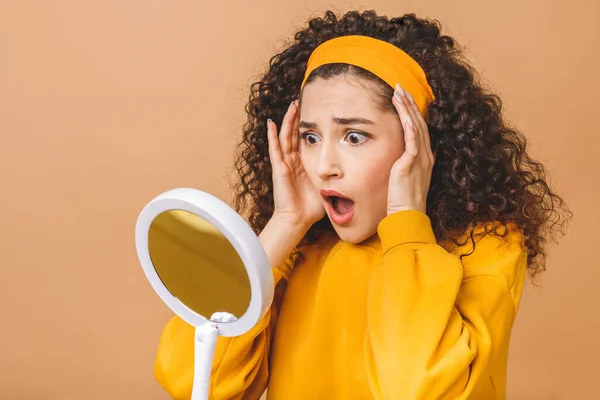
[333,117,375,125]
[298,117,375,129]
[298,121,317,129]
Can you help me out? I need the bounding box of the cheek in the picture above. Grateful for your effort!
[300,151,318,182]
[353,159,394,201]
[299,150,309,170]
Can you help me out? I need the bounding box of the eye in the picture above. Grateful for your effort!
[346,131,369,145]
[299,132,321,145]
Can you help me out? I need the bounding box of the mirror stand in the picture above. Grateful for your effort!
[191,321,218,399]
[191,312,237,399]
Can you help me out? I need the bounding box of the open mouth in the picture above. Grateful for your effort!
[323,195,355,225]
[328,196,354,214]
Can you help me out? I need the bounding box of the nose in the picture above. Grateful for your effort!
[315,139,343,180]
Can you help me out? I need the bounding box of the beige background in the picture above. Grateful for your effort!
[1,1,598,399]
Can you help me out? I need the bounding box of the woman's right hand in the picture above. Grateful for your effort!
[267,100,325,231]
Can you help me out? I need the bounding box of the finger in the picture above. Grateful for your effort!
[392,96,418,170]
[404,91,427,133]
[279,101,297,156]
[421,122,433,162]
[392,91,419,155]
[400,90,425,152]
[405,91,433,162]
[403,120,418,162]
[290,100,300,152]
[396,123,418,171]
[267,119,283,165]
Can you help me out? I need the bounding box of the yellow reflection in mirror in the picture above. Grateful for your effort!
[148,209,251,320]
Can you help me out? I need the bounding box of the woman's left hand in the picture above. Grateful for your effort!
[387,84,435,215]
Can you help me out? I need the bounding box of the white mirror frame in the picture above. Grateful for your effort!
[135,188,274,337]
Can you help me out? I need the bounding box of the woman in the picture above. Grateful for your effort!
[154,10,571,399]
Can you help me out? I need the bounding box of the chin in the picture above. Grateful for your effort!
[330,223,377,245]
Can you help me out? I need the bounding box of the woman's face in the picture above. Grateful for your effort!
[299,76,405,244]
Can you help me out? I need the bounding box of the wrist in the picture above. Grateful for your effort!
[387,205,426,216]
[271,213,311,235]
[259,215,307,270]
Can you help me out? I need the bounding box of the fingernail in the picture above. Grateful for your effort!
[395,83,405,96]
[394,90,402,102]
[267,118,272,124]
[289,101,295,109]
[406,92,414,104]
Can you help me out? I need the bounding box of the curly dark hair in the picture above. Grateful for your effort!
[228,10,572,278]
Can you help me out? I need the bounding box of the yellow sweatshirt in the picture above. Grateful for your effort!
[154,210,527,399]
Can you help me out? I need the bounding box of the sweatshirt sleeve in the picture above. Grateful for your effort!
[154,258,294,400]
[364,210,527,400]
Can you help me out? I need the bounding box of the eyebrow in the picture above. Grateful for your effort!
[298,116,375,129]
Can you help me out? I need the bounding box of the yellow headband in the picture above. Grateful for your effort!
[301,35,435,114]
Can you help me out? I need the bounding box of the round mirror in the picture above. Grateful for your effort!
[148,209,251,319]
[135,188,273,337]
